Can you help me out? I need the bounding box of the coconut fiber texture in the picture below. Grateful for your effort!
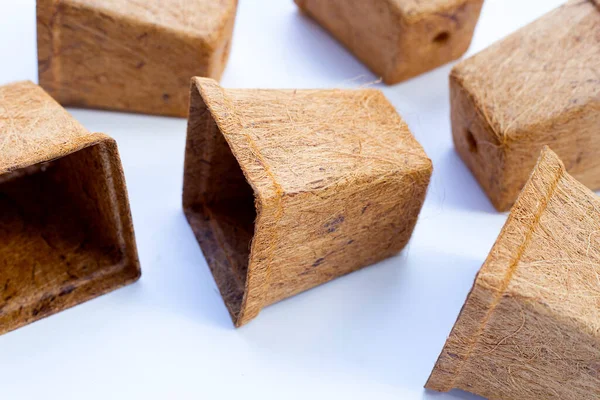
[183,77,432,327]
[0,81,140,335]
[295,0,484,84]
[426,147,600,399]
[451,0,600,212]
[37,0,238,117]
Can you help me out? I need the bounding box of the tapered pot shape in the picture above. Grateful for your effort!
[295,0,484,84]
[451,0,600,211]
[37,0,238,117]
[183,78,433,326]
[427,147,600,399]
[0,81,140,335]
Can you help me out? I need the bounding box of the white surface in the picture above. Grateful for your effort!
[0,0,569,399]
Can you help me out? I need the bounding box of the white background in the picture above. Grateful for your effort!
[0,0,569,399]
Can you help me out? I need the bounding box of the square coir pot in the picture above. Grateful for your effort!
[295,0,484,84]
[183,78,433,326]
[427,148,600,399]
[451,0,600,211]
[0,81,140,335]
[37,0,238,117]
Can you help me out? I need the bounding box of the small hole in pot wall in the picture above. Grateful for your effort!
[466,129,478,153]
[433,31,450,44]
